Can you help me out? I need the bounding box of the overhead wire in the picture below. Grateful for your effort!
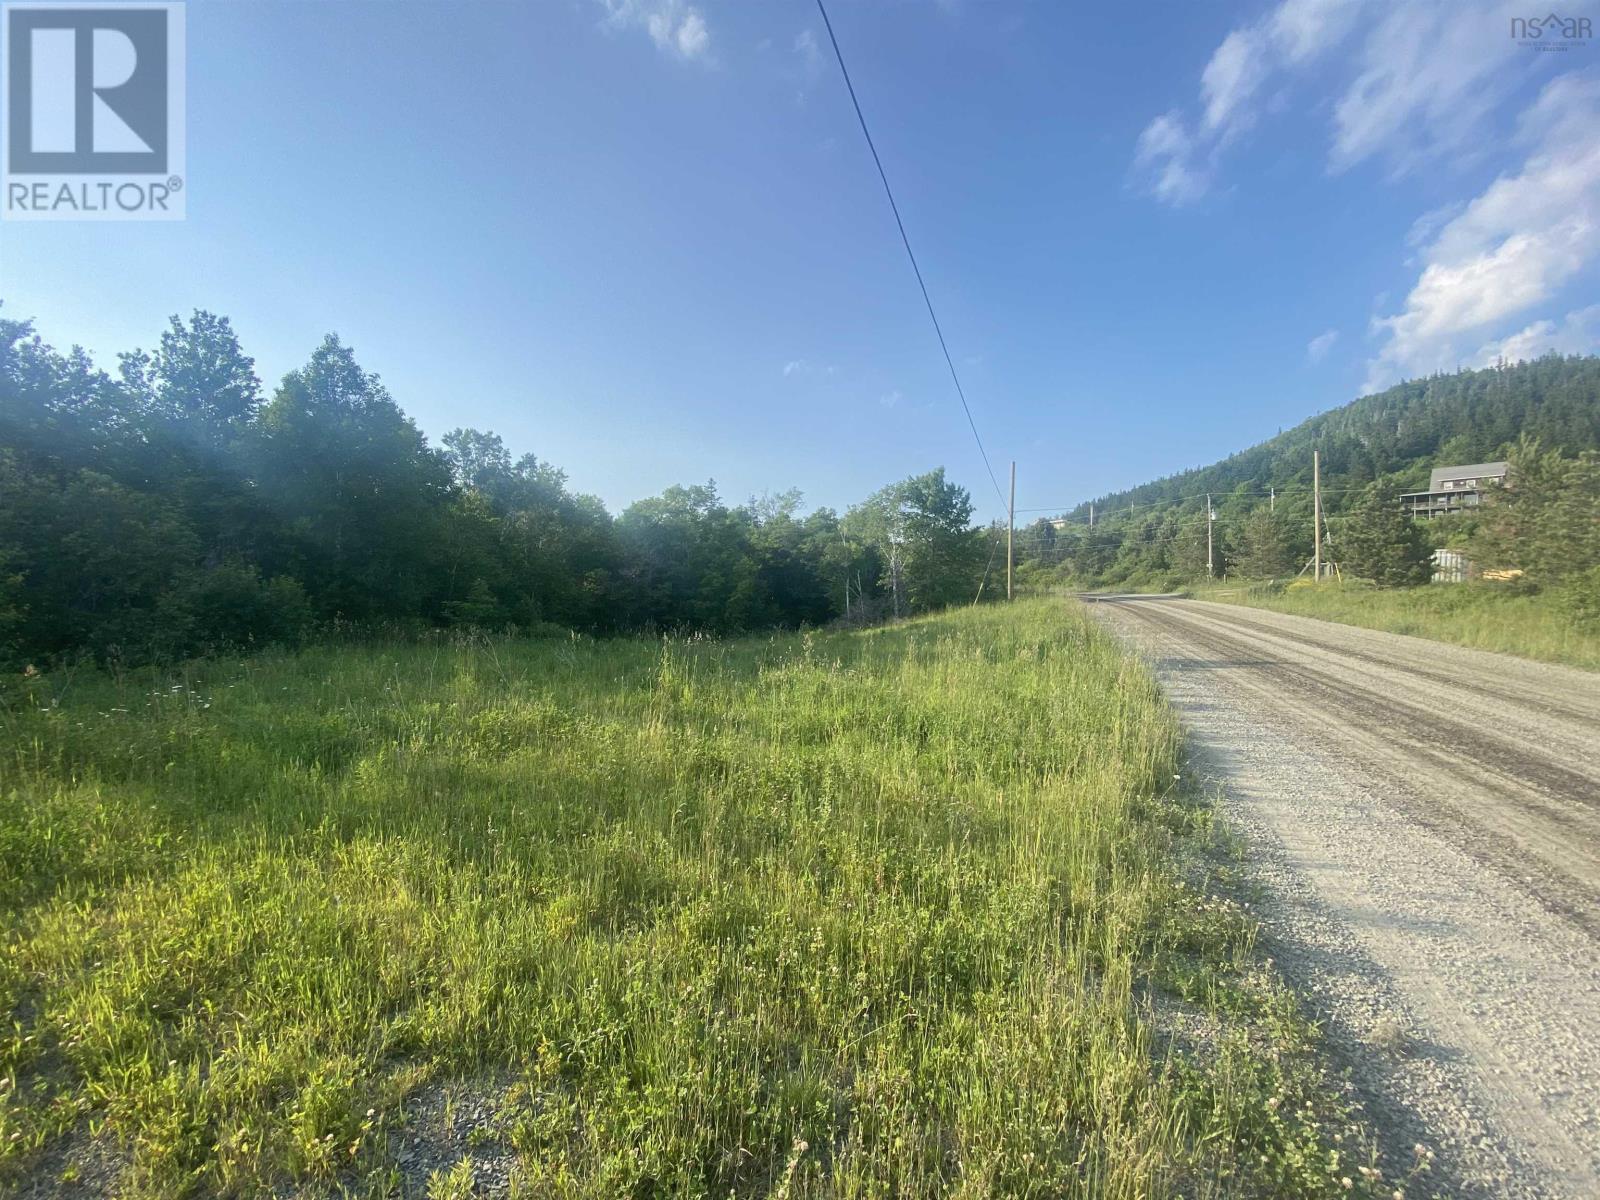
[814,0,1007,512]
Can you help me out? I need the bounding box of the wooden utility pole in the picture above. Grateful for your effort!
[1313,450,1322,581]
[1089,502,1095,528]
[1006,461,1016,601]
[1206,492,1214,577]
[1270,485,1275,513]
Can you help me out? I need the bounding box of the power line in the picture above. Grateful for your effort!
[1012,484,1376,518]
[813,0,1006,510]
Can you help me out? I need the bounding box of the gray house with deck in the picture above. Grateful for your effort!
[1400,462,1509,518]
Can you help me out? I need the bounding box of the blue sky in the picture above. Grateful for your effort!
[2,0,1597,522]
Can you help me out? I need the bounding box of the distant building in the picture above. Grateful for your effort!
[1400,461,1509,518]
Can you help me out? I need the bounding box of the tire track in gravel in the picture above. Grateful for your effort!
[1184,601,1600,727]
[1091,596,1600,1200]
[1110,598,1600,929]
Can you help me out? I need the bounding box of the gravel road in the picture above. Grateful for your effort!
[1092,596,1600,1200]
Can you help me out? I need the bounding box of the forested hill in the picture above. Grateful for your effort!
[1064,355,1600,523]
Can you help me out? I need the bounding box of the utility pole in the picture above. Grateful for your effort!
[1313,450,1322,581]
[1006,461,1016,601]
[1270,485,1275,513]
[1206,492,1214,578]
[1089,502,1095,529]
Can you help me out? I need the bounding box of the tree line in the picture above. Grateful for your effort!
[1015,356,1600,596]
[0,306,992,667]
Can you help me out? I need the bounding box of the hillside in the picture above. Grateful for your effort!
[1020,355,1600,587]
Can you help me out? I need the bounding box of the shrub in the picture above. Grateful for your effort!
[182,564,314,651]
[1554,565,1600,629]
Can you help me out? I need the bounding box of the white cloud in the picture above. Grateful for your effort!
[1133,112,1209,205]
[1268,0,1361,64]
[1201,29,1268,134]
[593,0,711,61]
[1404,200,1466,249]
[1307,329,1340,362]
[1475,305,1600,366]
[879,389,903,408]
[1329,1,1522,173]
[672,9,708,58]
[782,358,836,378]
[1140,4,1600,385]
[1365,73,1600,391]
[795,28,822,72]
[1134,0,1353,201]
[1132,0,1518,204]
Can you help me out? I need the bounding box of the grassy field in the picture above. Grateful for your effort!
[1,601,1379,1198]
[1190,580,1600,670]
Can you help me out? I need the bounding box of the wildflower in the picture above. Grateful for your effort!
[1341,1179,1352,1190]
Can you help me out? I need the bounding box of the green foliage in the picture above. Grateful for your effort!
[1230,507,1297,579]
[1471,437,1600,585]
[0,303,996,665]
[180,565,314,651]
[1553,565,1600,630]
[1020,355,1600,589]
[118,311,261,447]
[0,602,1380,1198]
[255,335,457,623]
[1197,579,1600,670]
[1075,355,1600,526]
[1338,486,1431,587]
[844,468,984,616]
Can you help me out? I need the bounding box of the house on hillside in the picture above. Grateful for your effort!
[1400,461,1509,518]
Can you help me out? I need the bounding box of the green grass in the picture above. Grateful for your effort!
[1191,579,1600,670]
[1,601,1382,1198]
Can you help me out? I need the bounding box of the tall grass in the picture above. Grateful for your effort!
[1193,580,1600,670]
[1,601,1371,1197]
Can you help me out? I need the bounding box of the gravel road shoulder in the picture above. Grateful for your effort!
[1092,596,1600,1200]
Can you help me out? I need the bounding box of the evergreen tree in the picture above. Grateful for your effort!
[1231,508,1297,579]
[1339,487,1431,586]
[1472,437,1600,585]
[255,335,455,622]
